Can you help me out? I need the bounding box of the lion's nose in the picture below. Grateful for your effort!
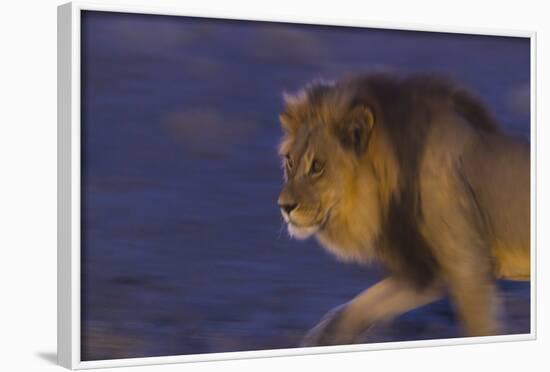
[279,203,298,214]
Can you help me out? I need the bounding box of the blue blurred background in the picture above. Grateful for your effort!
[80,11,531,360]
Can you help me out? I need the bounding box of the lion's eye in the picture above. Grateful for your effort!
[285,154,294,171]
[310,159,324,176]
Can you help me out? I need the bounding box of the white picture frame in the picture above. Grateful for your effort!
[57,1,537,369]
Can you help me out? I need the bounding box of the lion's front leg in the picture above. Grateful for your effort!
[301,277,442,347]
[300,304,361,347]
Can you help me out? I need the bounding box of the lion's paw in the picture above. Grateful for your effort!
[300,305,362,347]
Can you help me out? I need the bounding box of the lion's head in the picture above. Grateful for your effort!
[277,78,399,262]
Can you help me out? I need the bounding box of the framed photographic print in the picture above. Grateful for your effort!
[57,1,536,369]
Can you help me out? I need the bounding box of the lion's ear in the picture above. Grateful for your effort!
[338,105,375,155]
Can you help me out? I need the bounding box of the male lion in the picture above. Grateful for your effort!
[277,73,530,346]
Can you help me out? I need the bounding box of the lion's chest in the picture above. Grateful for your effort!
[315,222,379,264]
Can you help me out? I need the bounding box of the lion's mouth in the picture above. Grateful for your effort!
[283,207,334,240]
[287,223,320,240]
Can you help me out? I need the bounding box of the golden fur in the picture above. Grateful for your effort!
[277,73,530,345]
